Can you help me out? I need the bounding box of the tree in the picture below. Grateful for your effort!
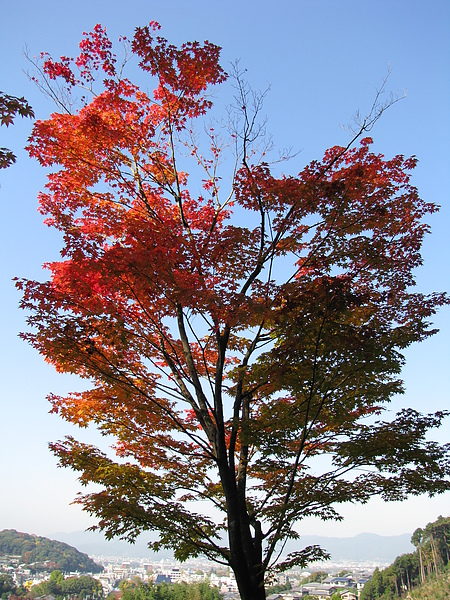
[360,515,450,599]
[47,570,65,596]
[411,528,426,584]
[119,581,221,600]
[301,572,329,585]
[431,516,450,566]
[412,516,450,580]
[0,574,16,598]
[30,572,103,600]
[17,22,450,600]
[0,91,34,168]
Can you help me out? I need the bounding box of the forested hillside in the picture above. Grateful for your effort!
[410,567,450,599]
[361,515,450,599]
[0,530,103,573]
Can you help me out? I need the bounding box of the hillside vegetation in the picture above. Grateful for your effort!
[361,515,450,599]
[0,530,103,573]
[29,569,103,599]
[410,566,450,599]
[119,580,221,600]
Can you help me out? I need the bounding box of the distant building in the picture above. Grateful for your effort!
[322,575,356,588]
[169,567,181,581]
[357,576,371,590]
[298,583,338,599]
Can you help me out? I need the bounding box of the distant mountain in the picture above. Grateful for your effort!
[49,529,413,564]
[0,530,103,573]
[294,533,414,563]
[49,530,171,560]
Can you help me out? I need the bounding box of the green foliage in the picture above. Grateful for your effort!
[410,564,450,599]
[360,565,403,600]
[300,571,328,584]
[361,515,450,599]
[29,571,103,599]
[0,574,16,598]
[266,581,292,593]
[118,581,221,600]
[0,530,103,573]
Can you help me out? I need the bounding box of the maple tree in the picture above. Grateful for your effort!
[0,91,34,169]
[17,23,450,599]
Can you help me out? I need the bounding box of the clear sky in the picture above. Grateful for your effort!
[1,0,449,543]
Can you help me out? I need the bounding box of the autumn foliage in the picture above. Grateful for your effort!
[17,23,450,599]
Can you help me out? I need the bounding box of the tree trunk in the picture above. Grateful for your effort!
[418,546,425,584]
[430,534,439,574]
[226,497,266,599]
[231,558,266,600]
[218,460,266,599]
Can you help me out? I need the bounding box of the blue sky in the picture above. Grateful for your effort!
[1,0,449,542]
